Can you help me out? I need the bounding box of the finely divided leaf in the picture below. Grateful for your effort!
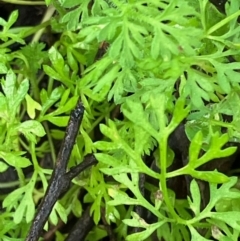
[188,179,201,216]
[0,152,31,168]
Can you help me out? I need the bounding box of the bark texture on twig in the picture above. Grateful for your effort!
[26,101,97,241]
[65,205,94,241]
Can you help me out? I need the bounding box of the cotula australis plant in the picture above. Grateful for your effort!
[1,0,240,240]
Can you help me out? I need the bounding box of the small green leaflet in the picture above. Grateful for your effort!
[0,151,31,168]
[2,70,29,120]
[16,120,46,143]
[20,42,47,76]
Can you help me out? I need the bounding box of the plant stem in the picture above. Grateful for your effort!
[200,0,209,31]
[16,167,25,187]
[0,175,50,188]
[207,9,240,35]
[31,5,56,43]
[0,20,51,48]
[156,95,184,223]
[159,135,181,221]
[0,0,45,5]
[30,142,40,171]
[43,121,57,164]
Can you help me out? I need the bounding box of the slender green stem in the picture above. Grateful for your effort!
[0,175,50,188]
[15,167,25,187]
[31,5,56,43]
[156,95,184,222]
[30,74,40,102]
[30,142,40,171]
[26,7,54,101]
[207,10,240,35]
[43,121,56,164]
[0,20,51,48]
[47,77,54,95]
[51,0,66,17]
[167,166,188,178]
[209,119,234,128]
[199,0,208,32]
[159,135,181,221]
[0,0,45,5]
[19,138,30,152]
[80,64,85,76]
[87,103,116,134]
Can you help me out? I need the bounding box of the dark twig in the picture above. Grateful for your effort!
[66,154,97,180]
[100,207,117,241]
[26,101,97,241]
[65,205,94,241]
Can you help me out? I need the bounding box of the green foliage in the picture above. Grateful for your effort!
[1,0,240,240]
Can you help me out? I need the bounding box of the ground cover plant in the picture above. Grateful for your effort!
[1,0,240,240]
